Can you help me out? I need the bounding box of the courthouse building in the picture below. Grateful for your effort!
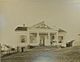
[15,21,67,51]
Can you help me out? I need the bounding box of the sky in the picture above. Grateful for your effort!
[0,0,80,46]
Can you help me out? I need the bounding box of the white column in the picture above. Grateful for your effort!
[37,32,40,45]
[48,33,50,42]
[47,33,50,46]
[56,31,59,45]
[27,31,30,45]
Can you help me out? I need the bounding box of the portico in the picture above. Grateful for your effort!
[28,31,57,46]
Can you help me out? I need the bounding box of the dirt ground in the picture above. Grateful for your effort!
[1,46,80,62]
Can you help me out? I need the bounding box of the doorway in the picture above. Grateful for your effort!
[21,47,25,52]
[40,35,46,46]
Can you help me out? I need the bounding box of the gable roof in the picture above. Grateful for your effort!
[15,24,27,31]
[58,28,66,32]
[15,27,27,31]
[30,21,52,29]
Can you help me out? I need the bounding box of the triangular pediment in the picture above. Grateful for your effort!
[31,21,52,29]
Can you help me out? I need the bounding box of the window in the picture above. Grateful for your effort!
[52,36,55,39]
[59,41,62,43]
[20,35,26,43]
[58,36,63,40]
[30,33,37,43]
[21,38,25,43]
[58,36,63,43]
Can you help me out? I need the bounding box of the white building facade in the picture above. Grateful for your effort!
[15,21,67,51]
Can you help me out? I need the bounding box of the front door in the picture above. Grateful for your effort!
[40,35,45,46]
[21,47,25,52]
